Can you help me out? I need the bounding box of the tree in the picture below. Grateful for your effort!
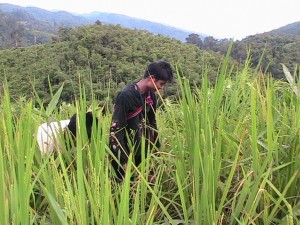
[95,20,102,25]
[58,27,73,42]
[186,33,203,49]
[203,36,217,51]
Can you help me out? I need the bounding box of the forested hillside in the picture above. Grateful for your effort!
[2,3,300,81]
[231,34,300,78]
[0,10,57,48]
[0,23,231,106]
[187,33,300,79]
[267,21,300,35]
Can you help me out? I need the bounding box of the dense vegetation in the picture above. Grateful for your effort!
[267,21,300,36]
[1,5,300,224]
[186,33,300,79]
[0,57,300,224]
[0,23,229,106]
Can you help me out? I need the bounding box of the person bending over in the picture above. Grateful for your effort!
[109,60,174,180]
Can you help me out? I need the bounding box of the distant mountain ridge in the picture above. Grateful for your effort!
[266,21,300,36]
[0,3,207,43]
[0,5,59,48]
[81,11,204,42]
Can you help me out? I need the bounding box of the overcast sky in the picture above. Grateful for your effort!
[2,0,300,40]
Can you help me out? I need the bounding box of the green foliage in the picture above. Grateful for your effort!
[0,24,231,106]
[233,34,300,79]
[201,34,300,79]
[1,57,300,224]
[185,33,203,48]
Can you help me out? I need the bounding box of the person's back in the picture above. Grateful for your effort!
[37,111,99,154]
[64,111,98,148]
[37,119,70,154]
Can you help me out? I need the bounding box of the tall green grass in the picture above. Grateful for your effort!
[0,57,300,224]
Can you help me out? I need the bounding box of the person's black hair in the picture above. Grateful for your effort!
[144,60,173,82]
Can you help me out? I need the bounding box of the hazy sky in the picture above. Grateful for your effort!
[2,0,300,40]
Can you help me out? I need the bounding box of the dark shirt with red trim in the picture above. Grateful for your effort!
[109,83,160,179]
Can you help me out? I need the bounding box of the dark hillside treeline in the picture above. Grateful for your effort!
[0,24,232,106]
[186,33,300,79]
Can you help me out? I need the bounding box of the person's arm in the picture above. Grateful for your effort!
[147,93,161,148]
[109,93,130,178]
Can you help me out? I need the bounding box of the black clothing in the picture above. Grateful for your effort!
[64,112,98,149]
[109,83,160,179]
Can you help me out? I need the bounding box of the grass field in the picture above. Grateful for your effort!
[0,58,300,225]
